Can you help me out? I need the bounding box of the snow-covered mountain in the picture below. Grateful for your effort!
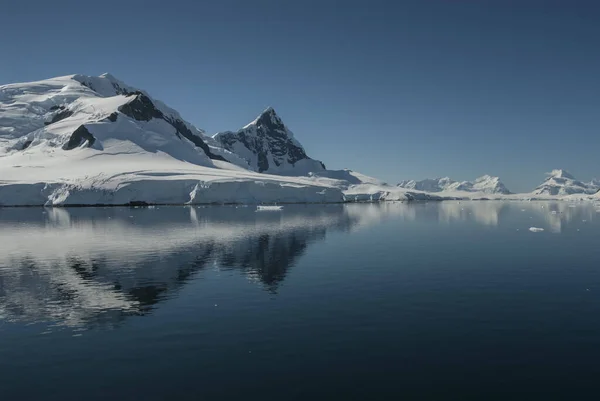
[532,169,598,196]
[0,73,227,163]
[587,178,600,192]
[397,175,511,194]
[0,74,342,206]
[212,107,326,176]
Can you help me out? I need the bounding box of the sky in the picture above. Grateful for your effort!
[1,0,599,192]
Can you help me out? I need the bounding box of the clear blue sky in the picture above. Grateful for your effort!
[2,0,599,192]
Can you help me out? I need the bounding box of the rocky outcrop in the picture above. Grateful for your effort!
[118,93,225,161]
[118,93,162,121]
[62,125,95,150]
[44,106,73,125]
[213,107,326,174]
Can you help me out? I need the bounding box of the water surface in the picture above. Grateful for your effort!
[1,202,600,400]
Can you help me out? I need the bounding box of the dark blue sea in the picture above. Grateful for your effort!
[1,201,600,400]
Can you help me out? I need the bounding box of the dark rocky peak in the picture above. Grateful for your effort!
[62,125,96,150]
[253,107,285,131]
[213,107,325,173]
[118,93,164,122]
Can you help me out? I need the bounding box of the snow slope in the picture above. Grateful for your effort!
[0,74,342,206]
[213,107,326,176]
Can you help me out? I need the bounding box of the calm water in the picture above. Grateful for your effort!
[1,202,600,400]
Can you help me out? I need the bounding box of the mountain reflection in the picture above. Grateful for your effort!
[0,201,596,329]
[0,205,359,329]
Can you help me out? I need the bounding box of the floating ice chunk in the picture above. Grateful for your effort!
[529,227,544,232]
[551,211,557,215]
[256,205,284,212]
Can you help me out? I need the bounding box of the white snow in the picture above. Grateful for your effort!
[397,175,511,195]
[531,169,597,196]
[256,205,284,211]
[529,227,545,232]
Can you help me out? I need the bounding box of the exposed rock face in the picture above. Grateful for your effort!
[118,93,225,161]
[106,112,118,122]
[62,125,95,150]
[44,106,73,125]
[118,93,162,121]
[213,107,326,174]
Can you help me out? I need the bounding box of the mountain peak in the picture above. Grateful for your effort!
[397,175,510,194]
[99,72,117,80]
[547,169,575,179]
[261,106,276,115]
[213,106,325,174]
[244,106,284,130]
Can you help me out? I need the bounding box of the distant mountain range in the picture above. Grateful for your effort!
[397,175,511,194]
[397,170,600,196]
[532,169,599,196]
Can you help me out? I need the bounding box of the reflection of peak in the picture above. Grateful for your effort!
[0,205,360,328]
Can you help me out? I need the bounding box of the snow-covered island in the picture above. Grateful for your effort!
[0,73,598,206]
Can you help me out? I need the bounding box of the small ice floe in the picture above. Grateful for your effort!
[256,205,284,212]
[529,227,544,232]
[582,220,587,223]
[551,211,558,215]
[521,209,526,212]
